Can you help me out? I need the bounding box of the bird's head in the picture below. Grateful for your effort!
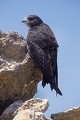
[22,15,43,28]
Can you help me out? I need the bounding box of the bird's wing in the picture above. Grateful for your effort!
[28,40,54,82]
[28,41,44,71]
[28,40,51,74]
[27,36,57,85]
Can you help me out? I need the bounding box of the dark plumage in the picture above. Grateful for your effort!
[22,15,62,95]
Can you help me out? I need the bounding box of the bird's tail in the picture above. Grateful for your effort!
[52,63,62,96]
[42,65,62,96]
[42,76,62,96]
[50,83,62,96]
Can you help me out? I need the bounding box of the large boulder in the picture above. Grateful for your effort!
[0,31,42,115]
[1,98,50,120]
[51,106,80,120]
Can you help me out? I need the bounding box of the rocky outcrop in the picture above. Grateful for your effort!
[51,106,80,120]
[1,98,50,120]
[1,97,80,120]
[0,31,42,115]
[0,30,80,120]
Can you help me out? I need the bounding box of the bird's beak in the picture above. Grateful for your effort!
[22,18,28,23]
[22,20,25,23]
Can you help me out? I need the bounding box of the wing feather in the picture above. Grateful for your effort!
[28,40,55,84]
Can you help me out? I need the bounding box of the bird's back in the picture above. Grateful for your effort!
[27,23,58,47]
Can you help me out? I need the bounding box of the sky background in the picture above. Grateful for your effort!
[0,0,80,118]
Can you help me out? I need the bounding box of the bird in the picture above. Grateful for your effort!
[22,15,62,96]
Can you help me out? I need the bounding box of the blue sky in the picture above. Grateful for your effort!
[0,0,80,117]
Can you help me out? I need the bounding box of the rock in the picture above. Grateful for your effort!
[18,98,49,113]
[0,31,42,115]
[1,98,50,120]
[51,106,80,120]
[1,100,23,120]
[13,109,51,120]
[13,98,50,120]
[0,31,26,62]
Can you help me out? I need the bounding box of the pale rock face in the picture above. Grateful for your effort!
[18,98,49,113]
[13,110,50,120]
[13,98,50,120]
[1,98,50,120]
[0,31,42,114]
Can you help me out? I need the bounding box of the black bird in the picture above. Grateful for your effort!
[22,15,62,96]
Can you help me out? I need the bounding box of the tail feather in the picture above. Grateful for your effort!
[50,83,62,96]
[42,76,62,96]
[42,75,48,87]
[41,59,62,96]
[42,80,46,88]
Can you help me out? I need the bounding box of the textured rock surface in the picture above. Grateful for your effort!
[0,31,42,115]
[13,109,51,120]
[1,100,23,120]
[51,106,80,120]
[13,98,50,120]
[18,98,49,113]
[1,98,50,120]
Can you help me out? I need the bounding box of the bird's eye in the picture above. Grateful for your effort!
[28,17,34,21]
